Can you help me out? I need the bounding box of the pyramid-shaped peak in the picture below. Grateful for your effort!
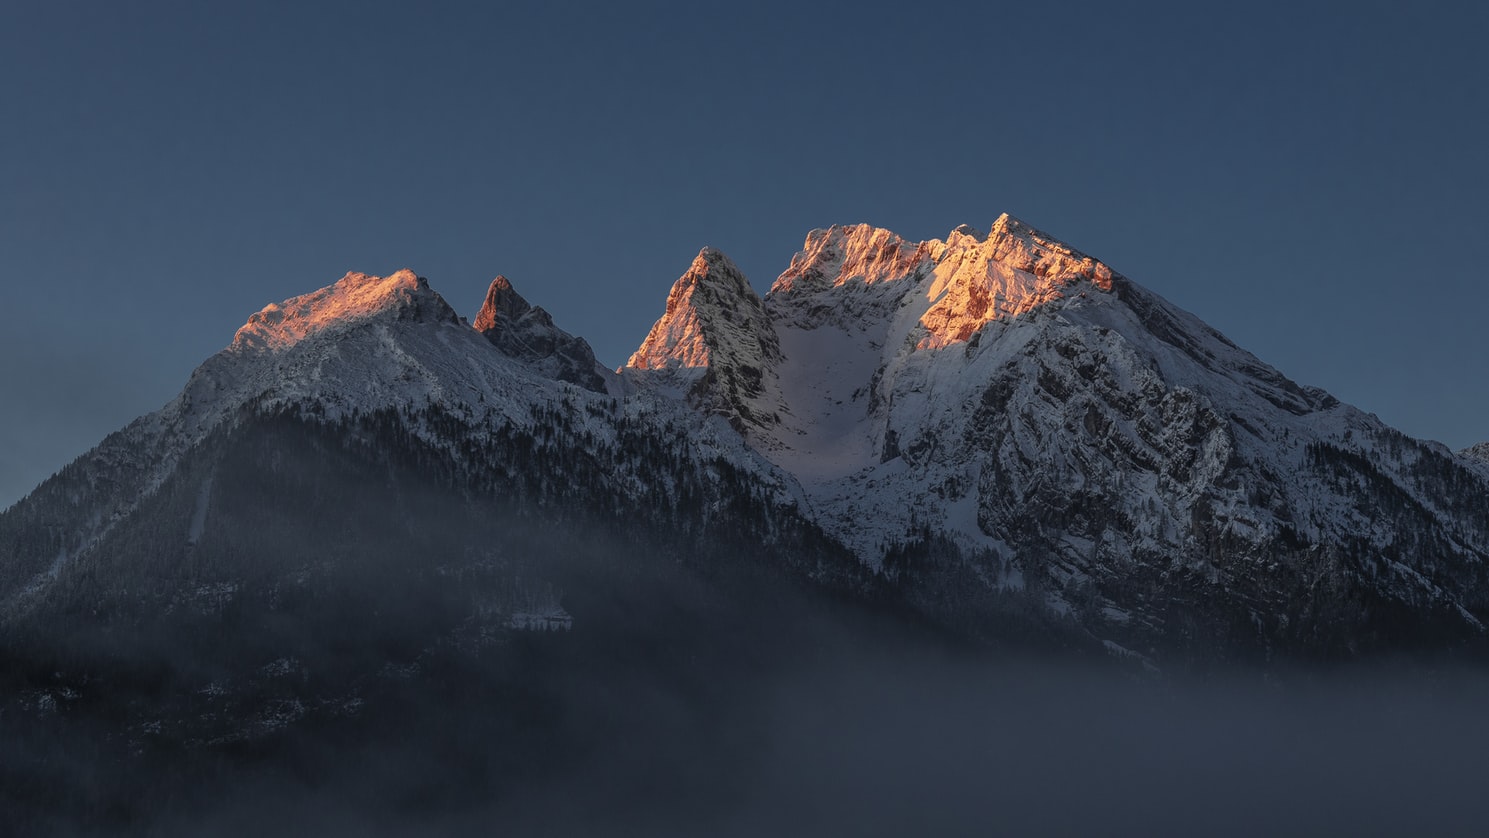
[653,247,758,318]
[989,212,1037,236]
[473,274,609,393]
[682,247,750,288]
[628,247,773,372]
[986,213,1095,261]
[981,214,1115,289]
[474,275,533,332]
[625,247,782,432]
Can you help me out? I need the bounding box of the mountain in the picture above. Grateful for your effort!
[626,215,1489,660]
[625,246,783,428]
[0,265,878,831]
[6,219,1489,663]
[5,216,1489,829]
[0,266,853,628]
[0,218,1483,669]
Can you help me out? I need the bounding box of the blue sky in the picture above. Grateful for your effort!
[3,1,1487,507]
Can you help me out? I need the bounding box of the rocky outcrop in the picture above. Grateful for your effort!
[475,276,610,393]
[624,248,783,432]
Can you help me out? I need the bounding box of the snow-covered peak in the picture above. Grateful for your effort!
[973,213,1116,289]
[698,213,1356,563]
[1461,442,1489,463]
[768,215,1115,303]
[760,216,1120,350]
[177,269,538,442]
[913,215,1117,349]
[771,224,933,294]
[231,269,458,354]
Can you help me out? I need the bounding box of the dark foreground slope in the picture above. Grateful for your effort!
[4,396,1488,838]
[0,404,893,833]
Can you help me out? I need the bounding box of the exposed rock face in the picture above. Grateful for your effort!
[773,224,933,294]
[625,248,783,431]
[474,276,611,393]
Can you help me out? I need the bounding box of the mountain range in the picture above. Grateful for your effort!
[8,213,1486,659]
[3,214,1488,830]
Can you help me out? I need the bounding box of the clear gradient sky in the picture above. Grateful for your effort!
[3,1,1486,508]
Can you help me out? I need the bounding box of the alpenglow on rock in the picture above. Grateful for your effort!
[625,213,1489,660]
[626,247,783,431]
[4,214,1488,668]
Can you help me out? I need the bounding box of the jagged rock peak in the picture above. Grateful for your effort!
[473,274,609,393]
[978,213,1116,289]
[1461,442,1489,462]
[769,215,1117,298]
[760,216,1122,347]
[473,275,531,331]
[624,247,784,431]
[911,215,1121,348]
[772,224,934,294]
[627,247,774,372]
[671,247,756,311]
[231,269,458,353]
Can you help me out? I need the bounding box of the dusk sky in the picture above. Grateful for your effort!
[3,1,1486,508]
